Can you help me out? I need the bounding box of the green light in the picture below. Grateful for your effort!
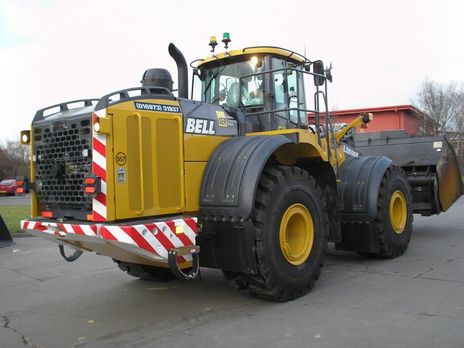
[222,32,231,49]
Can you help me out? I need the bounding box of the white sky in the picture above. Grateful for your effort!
[0,0,463,142]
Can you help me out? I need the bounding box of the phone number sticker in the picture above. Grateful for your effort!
[134,102,180,113]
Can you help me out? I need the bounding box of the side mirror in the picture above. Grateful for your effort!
[313,60,325,86]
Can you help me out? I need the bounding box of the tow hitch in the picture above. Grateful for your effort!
[168,246,200,280]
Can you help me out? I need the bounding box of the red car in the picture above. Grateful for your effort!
[0,179,17,196]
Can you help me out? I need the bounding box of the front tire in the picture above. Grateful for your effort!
[227,165,328,301]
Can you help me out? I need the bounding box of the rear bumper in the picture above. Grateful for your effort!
[21,217,198,267]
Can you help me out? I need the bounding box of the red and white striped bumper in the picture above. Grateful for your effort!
[21,217,198,266]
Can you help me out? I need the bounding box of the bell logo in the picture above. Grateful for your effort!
[185,118,216,135]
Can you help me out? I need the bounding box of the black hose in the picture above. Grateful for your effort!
[59,244,83,262]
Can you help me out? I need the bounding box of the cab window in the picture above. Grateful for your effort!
[272,58,307,126]
[201,58,265,108]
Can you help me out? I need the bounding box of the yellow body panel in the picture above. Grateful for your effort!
[109,99,185,220]
[184,162,207,212]
[184,134,231,162]
[183,135,232,213]
[247,128,345,166]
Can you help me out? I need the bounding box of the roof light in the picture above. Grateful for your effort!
[209,36,218,53]
[41,211,53,218]
[222,32,231,49]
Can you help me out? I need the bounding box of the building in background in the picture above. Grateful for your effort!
[327,105,436,136]
[309,104,463,164]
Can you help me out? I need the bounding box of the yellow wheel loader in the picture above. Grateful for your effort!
[21,35,463,301]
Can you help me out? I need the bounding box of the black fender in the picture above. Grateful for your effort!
[200,135,294,221]
[338,156,392,221]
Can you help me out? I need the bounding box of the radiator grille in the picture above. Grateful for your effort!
[33,117,93,216]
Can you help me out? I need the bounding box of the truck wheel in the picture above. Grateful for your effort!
[228,165,328,301]
[363,165,413,258]
[114,260,176,281]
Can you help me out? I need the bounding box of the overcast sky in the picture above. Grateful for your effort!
[0,0,463,142]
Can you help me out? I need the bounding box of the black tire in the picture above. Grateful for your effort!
[114,260,176,281]
[226,165,328,301]
[361,165,413,258]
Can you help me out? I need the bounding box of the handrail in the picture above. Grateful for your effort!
[33,99,99,123]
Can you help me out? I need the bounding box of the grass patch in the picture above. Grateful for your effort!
[0,205,31,233]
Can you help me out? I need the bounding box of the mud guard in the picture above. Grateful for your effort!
[199,135,295,273]
[338,156,392,221]
[200,135,294,221]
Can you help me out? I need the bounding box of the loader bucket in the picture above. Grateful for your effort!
[353,131,463,216]
[0,215,15,248]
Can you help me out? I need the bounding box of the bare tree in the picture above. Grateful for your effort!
[0,140,29,180]
[414,79,463,133]
[453,91,464,133]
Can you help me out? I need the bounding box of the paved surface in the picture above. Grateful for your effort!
[1,198,463,348]
[0,194,31,206]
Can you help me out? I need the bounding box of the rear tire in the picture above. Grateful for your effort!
[114,260,176,281]
[226,165,328,301]
[360,165,413,258]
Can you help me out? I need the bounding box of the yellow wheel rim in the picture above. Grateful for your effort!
[279,203,314,265]
[389,190,407,234]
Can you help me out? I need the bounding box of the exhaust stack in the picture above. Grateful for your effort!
[168,43,188,99]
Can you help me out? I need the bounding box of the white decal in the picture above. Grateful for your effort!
[186,118,196,133]
[134,102,180,113]
[343,144,359,158]
[185,118,216,135]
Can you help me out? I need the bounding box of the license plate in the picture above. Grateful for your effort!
[0,191,6,194]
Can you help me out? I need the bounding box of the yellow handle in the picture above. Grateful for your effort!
[335,113,373,144]
[135,112,145,215]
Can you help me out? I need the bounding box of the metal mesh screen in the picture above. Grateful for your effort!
[33,117,93,215]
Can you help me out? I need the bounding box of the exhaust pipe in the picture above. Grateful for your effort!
[168,43,189,99]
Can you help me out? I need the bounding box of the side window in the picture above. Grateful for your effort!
[242,75,264,106]
[192,73,202,101]
[220,75,238,106]
[298,69,307,125]
[203,74,217,104]
[272,58,287,115]
[286,68,307,125]
[287,69,299,124]
[273,72,286,109]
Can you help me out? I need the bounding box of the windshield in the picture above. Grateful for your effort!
[0,179,15,186]
[202,57,265,108]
